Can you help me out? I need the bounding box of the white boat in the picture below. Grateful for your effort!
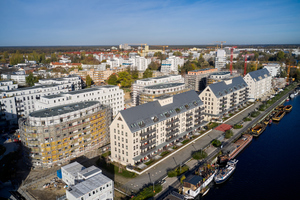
[183,166,216,198]
[214,159,238,184]
[290,94,295,98]
[294,91,298,96]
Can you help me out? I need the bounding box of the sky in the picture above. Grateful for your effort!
[0,0,300,46]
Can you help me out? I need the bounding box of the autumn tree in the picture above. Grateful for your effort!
[26,73,39,86]
[143,68,153,78]
[107,74,118,85]
[117,71,132,88]
[86,75,93,88]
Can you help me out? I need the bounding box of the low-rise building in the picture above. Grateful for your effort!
[62,162,113,200]
[0,80,18,91]
[19,101,111,167]
[199,76,248,121]
[132,75,184,106]
[243,68,272,100]
[35,85,124,117]
[110,91,205,166]
[35,76,82,91]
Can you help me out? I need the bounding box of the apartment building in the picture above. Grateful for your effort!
[185,68,218,92]
[132,75,184,106]
[110,91,205,166]
[215,49,227,69]
[243,68,272,100]
[63,163,114,200]
[263,63,281,77]
[35,85,124,117]
[19,101,111,167]
[122,56,151,72]
[0,84,69,129]
[36,76,82,91]
[0,80,18,91]
[161,56,184,73]
[199,76,248,121]
[69,69,103,85]
[207,72,232,85]
[1,74,28,85]
[139,83,190,105]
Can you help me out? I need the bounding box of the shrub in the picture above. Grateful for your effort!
[180,175,186,184]
[251,111,261,117]
[229,113,234,117]
[208,122,219,129]
[225,130,234,139]
[168,165,189,177]
[192,150,207,160]
[212,139,222,147]
[243,117,252,122]
[233,124,243,129]
[145,159,155,166]
[132,184,162,200]
[168,170,177,177]
[160,151,170,157]
[181,139,190,145]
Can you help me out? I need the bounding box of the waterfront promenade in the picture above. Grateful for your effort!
[154,89,293,199]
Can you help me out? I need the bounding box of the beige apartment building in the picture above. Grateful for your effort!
[243,68,272,100]
[109,91,205,166]
[19,101,111,167]
[199,76,248,121]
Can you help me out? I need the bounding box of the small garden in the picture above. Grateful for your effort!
[181,139,190,145]
[233,124,243,129]
[132,184,162,200]
[225,130,234,139]
[207,122,219,129]
[192,150,207,160]
[212,139,222,147]
[160,151,170,157]
[167,165,189,177]
[251,111,261,118]
[243,117,252,122]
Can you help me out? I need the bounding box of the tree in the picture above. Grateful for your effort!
[10,51,23,65]
[86,75,93,88]
[131,67,139,79]
[50,53,57,62]
[180,175,186,184]
[173,51,182,56]
[143,68,153,78]
[107,74,118,85]
[26,73,39,86]
[148,61,160,70]
[276,51,285,61]
[117,71,132,88]
[154,52,167,61]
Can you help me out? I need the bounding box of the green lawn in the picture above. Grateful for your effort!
[96,158,136,178]
[181,139,190,145]
[132,184,162,200]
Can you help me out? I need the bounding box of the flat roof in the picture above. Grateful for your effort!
[2,84,60,93]
[29,101,100,118]
[68,173,111,198]
[190,68,214,72]
[62,162,85,177]
[144,82,184,89]
[210,72,230,75]
[79,166,101,178]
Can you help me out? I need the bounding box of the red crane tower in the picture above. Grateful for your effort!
[242,53,254,76]
[230,46,237,75]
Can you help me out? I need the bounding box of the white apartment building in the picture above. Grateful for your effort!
[244,68,272,100]
[132,75,185,106]
[110,91,205,166]
[215,49,227,69]
[106,58,123,69]
[0,80,18,91]
[35,85,124,117]
[199,76,248,121]
[35,76,82,91]
[0,84,69,127]
[161,56,184,73]
[1,74,29,85]
[263,63,281,77]
[65,162,114,200]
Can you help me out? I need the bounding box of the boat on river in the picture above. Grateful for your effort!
[183,165,216,198]
[214,159,238,184]
[251,124,266,137]
[218,134,252,164]
[275,105,285,111]
[272,111,286,121]
[284,105,292,112]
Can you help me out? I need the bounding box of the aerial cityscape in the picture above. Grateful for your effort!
[1,0,300,200]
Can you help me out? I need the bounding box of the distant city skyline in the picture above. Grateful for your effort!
[0,0,300,46]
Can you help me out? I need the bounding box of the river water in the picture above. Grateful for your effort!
[203,93,300,200]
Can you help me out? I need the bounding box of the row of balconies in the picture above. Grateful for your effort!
[140,140,156,150]
[166,129,179,137]
[140,128,156,137]
[140,134,156,143]
[166,118,179,125]
[166,124,179,132]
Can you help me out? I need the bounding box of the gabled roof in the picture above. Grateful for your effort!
[208,76,248,98]
[247,68,271,81]
[119,90,203,133]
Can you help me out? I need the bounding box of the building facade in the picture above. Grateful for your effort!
[161,56,184,73]
[199,77,248,121]
[263,63,281,77]
[35,85,124,117]
[139,83,190,105]
[185,68,218,92]
[0,80,18,91]
[132,75,184,106]
[243,68,272,100]
[19,101,111,167]
[215,49,227,69]
[110,91,205,166]
[35,76,82,91]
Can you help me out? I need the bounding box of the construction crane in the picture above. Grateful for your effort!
[151,45,169,54]
[215,41,226,49]
[230,46,237,75]
[128,43,147,54]
[286,65,299,82]
[242,53,254,76]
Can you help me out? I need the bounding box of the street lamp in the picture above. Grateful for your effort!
[147,172,154,192]
[172,157,178,166]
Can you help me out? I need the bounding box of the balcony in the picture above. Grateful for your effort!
[17,109,24,112]
[36,96,40,100]
[140,141,156,150]
[186,117,193,122]
[166,124,179,132]
[166,129,179,137]
[166,135,179,142]
[140,134,156,143]
[166,118,179,125]
[186,112,193,117]
[15,100,22,103]
[194,113,201,118]
[186,122,193,127]
[140,128,156,137]
[195,118,202,123]
[186,127,193,132]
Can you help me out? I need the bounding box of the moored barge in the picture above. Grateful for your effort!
[284,105,292,112]
[251,124,266,137]
[272,111,286,121]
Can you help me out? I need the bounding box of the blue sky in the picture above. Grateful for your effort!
[0,0,299,46]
